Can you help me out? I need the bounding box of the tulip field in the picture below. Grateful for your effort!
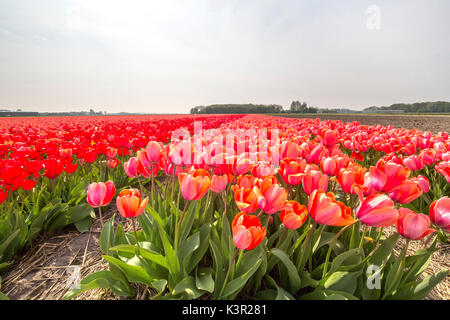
[0,113,449,300]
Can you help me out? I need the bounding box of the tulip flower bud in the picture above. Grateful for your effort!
[87,181,115,208]
[429,197,450,233]
[280,200,308,229]
[232,212,266,250]
[396,208,435,240]
[116,188,148,218]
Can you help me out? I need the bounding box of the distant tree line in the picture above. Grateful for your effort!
[190,104,284,114]
[289,101,318,113]
[363,101,450,113]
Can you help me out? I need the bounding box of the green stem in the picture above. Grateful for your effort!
[276,227,287,248]
[383,240,409,299]
[98,206,104,227]
[359,225,367,249]
[174,201,190,253]
[151,163,155,205]
[322,220,358,278]
[219,248,239,299]
[297,220,317,271]
[132,217,140,253]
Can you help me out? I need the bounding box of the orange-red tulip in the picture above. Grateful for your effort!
[388,180,423,204]
[279,158,306,185]
[232,212,266,250]
[178,168,211,201]
[116,188,149,218]
[232,186,261,214]
[308,190,354,226]
[280,200,308,229]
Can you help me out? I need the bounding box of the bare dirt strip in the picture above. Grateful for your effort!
[275,114,450,134]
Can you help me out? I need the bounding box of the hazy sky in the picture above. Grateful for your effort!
[0,0,449,113]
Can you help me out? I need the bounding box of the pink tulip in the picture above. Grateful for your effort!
[419,149,436,166]
[87,181,115,208]
[210,174,228,193]
[435,161,450,183]
[396,208,435,240]
[429,197,450,233]
[355,193,399,227]
[124,157,139,177]
[322,130,339,147]
[369,160,410,193]
[146,141,163,162]
[320,157,338,176]
[403,155,424,171]
[410,175,430,193]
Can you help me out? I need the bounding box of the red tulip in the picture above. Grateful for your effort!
[178,168,211,201]
[43,159,64,179]
[355,193,399,227]
[429,197,450,233]
[106,147,118,159]
[20,179,36,191]
[396,208,435,240]
[64,163,78,174]
[116,188,149,218]
[107,159,120,168]
[87,181,116,208]
[308,190,354,226]
[0,189,7,205]
[280,200,308,229]
[232,212,266,250]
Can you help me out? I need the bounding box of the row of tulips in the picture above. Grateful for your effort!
[64,114,448,300]
[0,115,244,270]
[0,114,448,300]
